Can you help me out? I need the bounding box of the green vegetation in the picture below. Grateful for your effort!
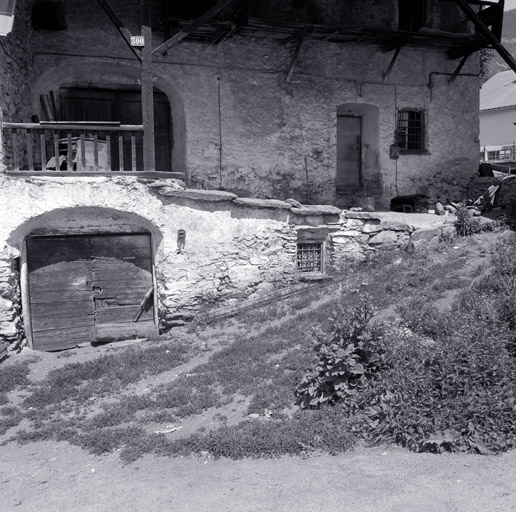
[4,231,516,461]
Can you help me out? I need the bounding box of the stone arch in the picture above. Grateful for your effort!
[7,206,163,252]
[5,206,164,349]
[30,59,187,175]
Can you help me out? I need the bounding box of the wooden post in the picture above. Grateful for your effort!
[141,0,155,172]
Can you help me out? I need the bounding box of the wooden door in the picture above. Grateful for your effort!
[27,237,95,351]
[336,115,362,190]
[27,234,155,351]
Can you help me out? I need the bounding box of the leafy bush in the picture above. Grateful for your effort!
[454,205,497,237]
[295,298,385,408]
[454,205,481,236]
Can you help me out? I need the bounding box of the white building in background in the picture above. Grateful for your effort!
[480,70,516,163]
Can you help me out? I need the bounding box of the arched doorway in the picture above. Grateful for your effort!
[13,207,161,351]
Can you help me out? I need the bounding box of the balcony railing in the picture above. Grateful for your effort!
[1,121,185,179]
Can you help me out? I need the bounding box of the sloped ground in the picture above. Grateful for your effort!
[1,228,516,511]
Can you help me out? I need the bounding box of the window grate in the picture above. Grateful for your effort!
[297,242,323,273]
[397,110,424,151]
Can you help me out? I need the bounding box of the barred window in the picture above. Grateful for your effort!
[297,242,323,273]
[397,110,425,151]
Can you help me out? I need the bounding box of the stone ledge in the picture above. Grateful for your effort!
[233,198,291,209]
[368,231,398,246]
[290,205,342,216]
[144,179,186,189]
[411,227,443,243]
[344,211,381,220]
[157,188,238,202]
[362,219,413,234]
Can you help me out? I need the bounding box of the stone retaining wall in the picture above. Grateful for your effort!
[0,174,453,350]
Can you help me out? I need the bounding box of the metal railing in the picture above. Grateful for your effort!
[2,121,146,173]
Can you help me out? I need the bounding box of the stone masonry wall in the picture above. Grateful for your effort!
[21,0,480,208]
[0,174,454,349]
[0,0,33,171]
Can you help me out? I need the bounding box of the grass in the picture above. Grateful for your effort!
[23,340,193,409]
[5,230,516,460]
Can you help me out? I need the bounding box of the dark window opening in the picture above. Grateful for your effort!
[167,0,217,18]
[297,242,323,273]
[397,110,425,152]
[399,0,426,31]
[31,0,67,30]
[60,87,172,172]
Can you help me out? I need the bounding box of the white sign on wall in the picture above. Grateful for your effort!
[130,36,145,47]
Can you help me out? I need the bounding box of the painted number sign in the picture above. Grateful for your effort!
[131,36,145,46]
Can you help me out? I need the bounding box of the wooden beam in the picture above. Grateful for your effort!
[453,0,516,73]
[95,0,142,62]
[153,0,235,55]
[448,52,471,83]
[383,46,402,81]
[141,0,155,172]
[286,33,305,82]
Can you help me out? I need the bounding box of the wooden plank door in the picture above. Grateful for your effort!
[336,115,362,190]
[27,234,155,351]
[27,237,95,351]
[90,234,155,342]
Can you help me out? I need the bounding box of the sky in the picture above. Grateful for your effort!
[507,0,516,11]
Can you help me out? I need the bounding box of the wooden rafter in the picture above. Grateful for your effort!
[453,0,516,72]
[286,32,306,82]
[383,46,402,81]
[153,0,236,55]
[95,0,142,62]
[448,52,471,83]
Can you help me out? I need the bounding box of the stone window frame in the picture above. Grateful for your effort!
[396,108,427,154]
[295,228,329,280]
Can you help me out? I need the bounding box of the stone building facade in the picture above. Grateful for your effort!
[0,0,491,351]
[3,0,482,205]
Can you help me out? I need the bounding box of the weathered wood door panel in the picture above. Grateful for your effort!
[27,237,95,351]
[27,234,155,351]
[336,115,362,190]
[90,235,154,343]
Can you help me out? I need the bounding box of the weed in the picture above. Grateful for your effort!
[454,206,497,237]
[0,361,30,393]
[295,297,385,408]
[164,410,355,459]
[0,406,24,435]
[23,342,192,409]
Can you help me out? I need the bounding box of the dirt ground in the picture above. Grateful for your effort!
[2,440,516,512]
